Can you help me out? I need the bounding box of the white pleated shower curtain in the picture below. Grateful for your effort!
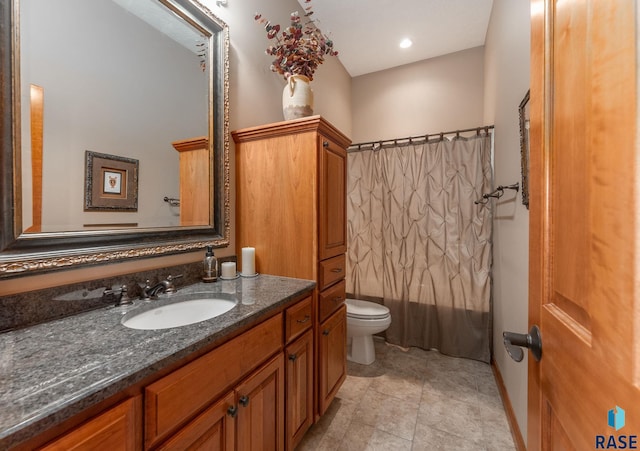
[346,132,493,362]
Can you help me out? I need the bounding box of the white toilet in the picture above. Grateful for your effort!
[346,298,392,365]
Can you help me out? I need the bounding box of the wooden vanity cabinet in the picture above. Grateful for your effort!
[158,354,285,451]
[16,293,316,451]
[145,314,283,449]
[233,116,350,423]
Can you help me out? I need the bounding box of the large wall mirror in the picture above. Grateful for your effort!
[0,0,229,278]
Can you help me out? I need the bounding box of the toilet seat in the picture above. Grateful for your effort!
[346,299,390,320]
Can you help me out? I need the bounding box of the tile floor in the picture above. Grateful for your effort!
[297,338,517,451]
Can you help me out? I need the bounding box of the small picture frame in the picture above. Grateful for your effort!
[84,151,138,211]
[519,90,531,209]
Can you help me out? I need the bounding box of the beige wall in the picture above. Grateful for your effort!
[483,0,531,441]
[0,0,352,295]
[351,46,485,143]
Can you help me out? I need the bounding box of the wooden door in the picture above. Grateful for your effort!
[285,329,314,450]
[318,135,347,261]
[236,354,284,451]
[529,0,640,449]
[157,393,235,451]
[172,137,210,227]
[318,305,347,415]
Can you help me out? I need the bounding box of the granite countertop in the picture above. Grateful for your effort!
[0,274,315,448]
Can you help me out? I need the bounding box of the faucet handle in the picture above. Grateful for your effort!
[165,274,183,294]
[140,279,152,300]
[115,285,134,306]
[104,285,134,306]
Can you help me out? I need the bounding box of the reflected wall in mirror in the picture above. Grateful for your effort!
[0,0,230,277]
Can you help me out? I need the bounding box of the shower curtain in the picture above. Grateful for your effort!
[346,132,493,362]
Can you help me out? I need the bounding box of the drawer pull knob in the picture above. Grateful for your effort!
[289,353,298,361]
[239,395,250,407]
[296,315,311,324]
[227,405,238,418]
[333,296,342,303]
[323,329,330,336]
[323,141,329,147]
[330,268,343,273]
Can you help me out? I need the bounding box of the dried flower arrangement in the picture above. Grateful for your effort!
[255,0,338,81]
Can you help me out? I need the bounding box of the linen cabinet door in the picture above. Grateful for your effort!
[236,354,285,451]
[318,135,347,261]
[317,305,347,416]
[285,329,314,450]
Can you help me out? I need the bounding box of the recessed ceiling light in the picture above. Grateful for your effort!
[399,38,412,49]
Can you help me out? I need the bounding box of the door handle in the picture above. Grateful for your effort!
[503,325,542,362]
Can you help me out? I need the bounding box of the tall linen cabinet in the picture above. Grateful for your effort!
[233,116,349,448]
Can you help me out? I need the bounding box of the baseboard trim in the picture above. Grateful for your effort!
[491,358,527,451]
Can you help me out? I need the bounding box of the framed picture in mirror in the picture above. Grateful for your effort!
[519,90,531,209]
[85,151,138,211]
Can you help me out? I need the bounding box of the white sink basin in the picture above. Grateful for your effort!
[122,298,236,330]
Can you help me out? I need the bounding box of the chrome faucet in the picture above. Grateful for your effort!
[141,274,183,300]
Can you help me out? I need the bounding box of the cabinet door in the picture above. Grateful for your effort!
[236,354,284,451]
[285,329,314,450]
[318,135,347,260]
[318,305,347,415]
[145,314,282,448]
[157,392,235,451]
[40,397,140,451]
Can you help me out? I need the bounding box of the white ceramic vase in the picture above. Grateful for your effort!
[282,74,314,120]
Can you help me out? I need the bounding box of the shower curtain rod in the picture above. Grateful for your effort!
[347,125,494,152]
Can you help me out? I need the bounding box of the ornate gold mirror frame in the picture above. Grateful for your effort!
[0,0,230,278]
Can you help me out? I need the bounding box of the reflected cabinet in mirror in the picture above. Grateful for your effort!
[0,0,229,278]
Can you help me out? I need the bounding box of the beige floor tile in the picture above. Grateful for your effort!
[365,428,414,450]
[483,427,518,451]
[417,394,484,445]
[412,422,486,451]
[368,369,424,404]
[354,391,419,441]
[422,370,479,404]
[336,373,372,403]
[297,342,516,450]
[336,422,377,451]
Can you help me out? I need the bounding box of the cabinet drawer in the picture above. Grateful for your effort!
[285,295,313,343]
[318,254,345,290]
[145,314,283,448]
[318,280,346,323]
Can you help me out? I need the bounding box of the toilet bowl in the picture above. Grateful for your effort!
[346,298,391,365]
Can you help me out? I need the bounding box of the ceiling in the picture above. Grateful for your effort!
[297,0,494,77]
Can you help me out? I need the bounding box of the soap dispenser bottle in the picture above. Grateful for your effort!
[203,245,218,283]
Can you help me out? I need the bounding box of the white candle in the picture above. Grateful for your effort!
[241,247,256,275]
[221,262,236,278]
